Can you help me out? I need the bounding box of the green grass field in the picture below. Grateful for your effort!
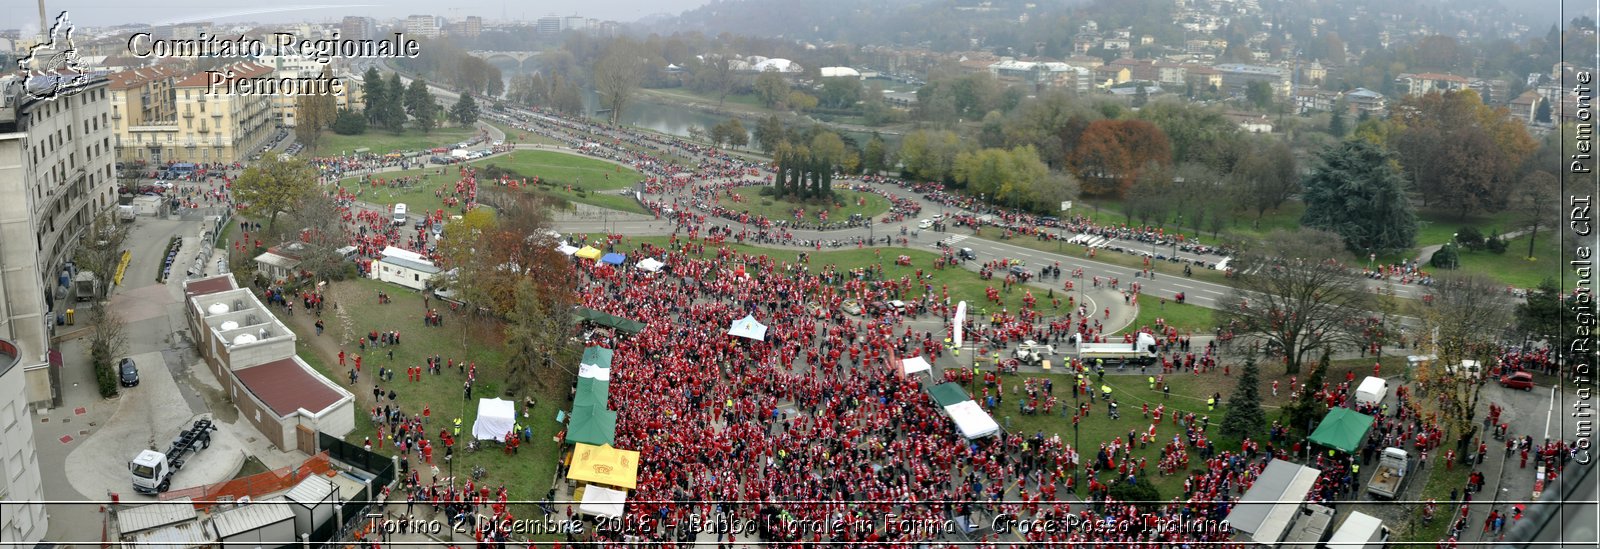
[1120,293,1218,335]
[280,278,570,513]
[715,187,891,223]
[338,149,647,214]
[1453,233,1562,289]
[317,125,482,156]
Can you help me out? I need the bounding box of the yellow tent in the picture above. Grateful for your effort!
[567,443,640,490]
[575,246,603,260]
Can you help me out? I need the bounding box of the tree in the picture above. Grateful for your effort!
[1283,353,1331,434]
[1390,90,1537,217]
[1414,273,1515,465]
[374,72,406,131]
[1220,357,1266,439]
[1535,98,1552,123]
[724,118,748,149]
[1245,81,1274,109]
[331,107,367,135]
[785,91,818,111]
[450,93,480,127]
[504,278,577,393]
[1070,119,1173,197]
[818,77,863,109]
[404,78,431,120]
[284,192,355,282]
[754,69,789,108]
[695,52,739,111]
[1215,229,1377,374]
[898,129,967,182]
[293,67,337,153]
[414,95,441,133]
[88,309,127,398]
[1515,171,1558,259]
[1328,107,1347,137]
[362,66,385,125]
[1517,277,1566,345]
[1232,138,1299,221]
[754,115,785,153]
[1132,83,1149,108]
[862,134,888,175]
[233,155,318,228]
[593,41,646,125]
[1301,139,1418,253]
[74,211,129,301]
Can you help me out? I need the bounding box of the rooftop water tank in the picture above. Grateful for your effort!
[208,303,230,315]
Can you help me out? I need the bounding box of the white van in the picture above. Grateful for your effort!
[392,203,408,225]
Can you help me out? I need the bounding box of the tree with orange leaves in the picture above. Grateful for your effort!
[1069,119,1172,197]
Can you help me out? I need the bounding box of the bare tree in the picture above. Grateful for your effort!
[284,192,352,282]
[1216,229,1376,374]
[74,210,130,301]
[1414,273,1515,464]
[593,40,646,126]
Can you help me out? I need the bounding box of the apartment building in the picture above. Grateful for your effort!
[124,62,276,165]
[107,65,182,164]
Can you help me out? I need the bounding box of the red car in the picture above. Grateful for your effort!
[1499,371,1535,391]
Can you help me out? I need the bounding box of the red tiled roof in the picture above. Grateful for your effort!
[107,65,183,90]
[184,276,236,297]
[233,358,344,416]
[174,61,274,88]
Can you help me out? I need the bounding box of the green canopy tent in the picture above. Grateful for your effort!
[929,382,973,408]
[574,307,646,333]
[1308,407,1376,454]
[565,403,618,446]
[574,377,610,409]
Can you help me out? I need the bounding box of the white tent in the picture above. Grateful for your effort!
[578,485,628,519]
[557,244,579,256]
[637,258,665,273]
[902,356,932,375]
[727,315,768,341]
[578,362,611,381]
[943,401,1000,439]
[471,398,517,442]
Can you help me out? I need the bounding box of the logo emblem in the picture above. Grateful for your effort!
[19,11,89,100]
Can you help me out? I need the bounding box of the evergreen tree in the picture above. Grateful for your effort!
[450,93,480,126]
[405,79,431,119]
[1328,108,1346,137]
[1302,139,1418,253]
[1220,357,1267,439]
[382,73,407,130]
[1535,98,1552,124]
[1285,353,1331,436]
[362,67,385,125]
[331,107,367,135]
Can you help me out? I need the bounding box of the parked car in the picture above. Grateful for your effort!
[119,358,139,387]
[1499,371,1535,391]
[841,299,863,316]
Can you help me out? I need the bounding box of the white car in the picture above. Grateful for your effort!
[918,219,933,229]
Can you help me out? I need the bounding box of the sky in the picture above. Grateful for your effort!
[13,0,713,31]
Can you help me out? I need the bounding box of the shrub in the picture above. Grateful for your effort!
[757,186,778,197]
[1486,233,1508,254]
[1430,244,1459,269]
[1456,226,1485,251]
[90,344,117,398]
[1107,476,1161,511]
[760,200,773,206]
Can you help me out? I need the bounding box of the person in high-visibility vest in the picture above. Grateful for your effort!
[1148,376,1156,389]
[452,417,462,437]
[1101,385,1112,399]
[1206,397,1215,412]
